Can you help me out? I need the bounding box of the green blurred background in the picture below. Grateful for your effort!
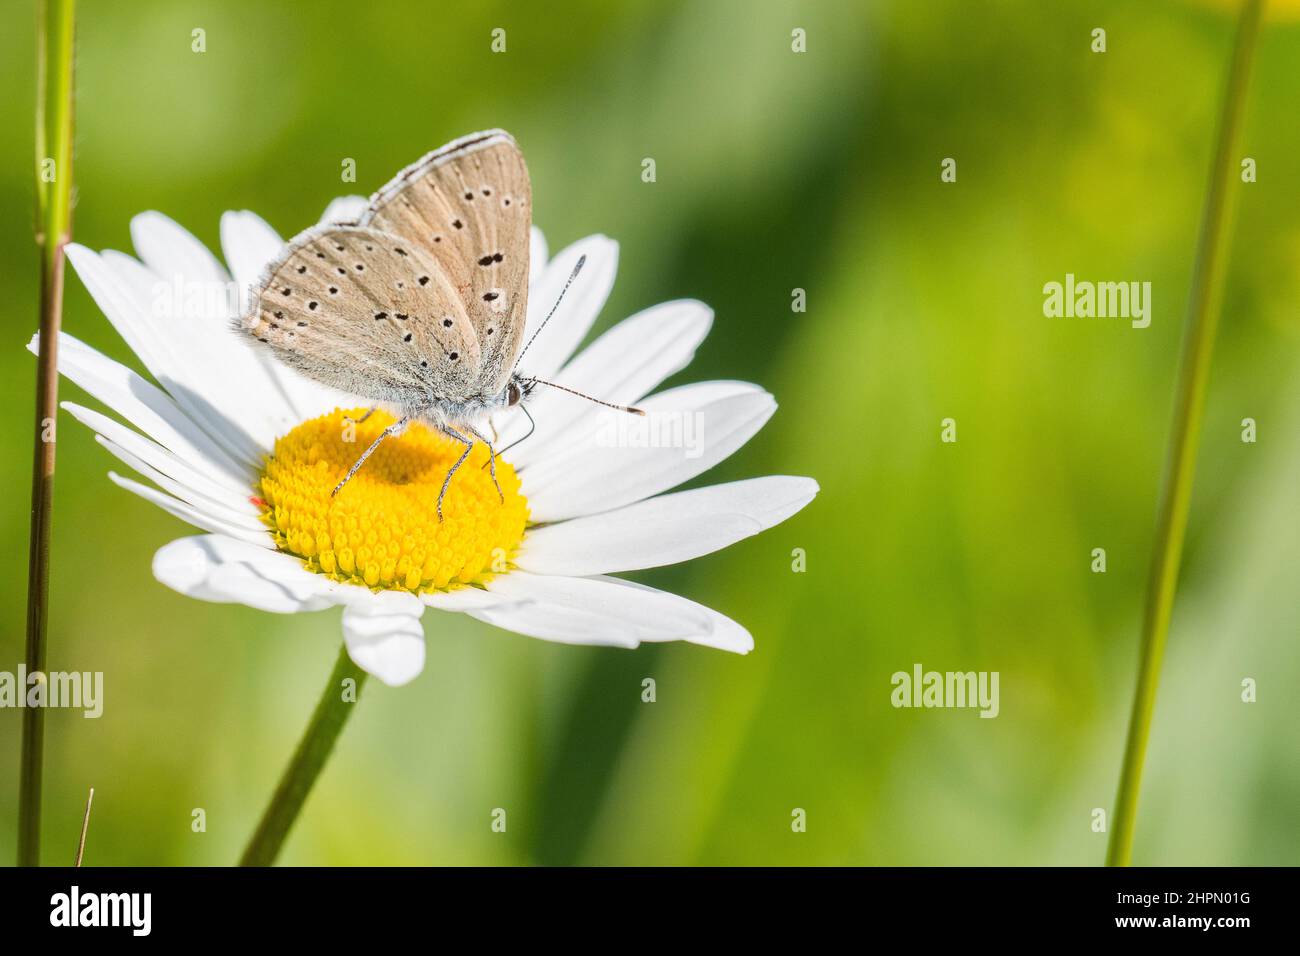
[2,0,1298,866]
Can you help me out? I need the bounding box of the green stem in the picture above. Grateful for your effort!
[20,0,76,869]
[239,646,368,866]
[1107,0,1264,867]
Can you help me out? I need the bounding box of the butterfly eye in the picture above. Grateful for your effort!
[507,382,522,406]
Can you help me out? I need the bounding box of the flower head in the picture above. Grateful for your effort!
[261,409,527,591]
[36,199,817,685]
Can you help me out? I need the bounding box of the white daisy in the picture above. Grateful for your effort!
[33,199,817,686]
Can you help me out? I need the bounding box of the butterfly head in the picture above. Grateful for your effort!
[504,374,536,408]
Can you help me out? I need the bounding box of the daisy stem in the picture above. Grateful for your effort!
[239,645,367,866]
[19,0,76,869]
[1106,0,1263,868]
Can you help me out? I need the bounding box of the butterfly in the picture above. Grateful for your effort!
[235,129,641,519]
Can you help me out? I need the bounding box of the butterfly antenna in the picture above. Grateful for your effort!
[515,254,586,368]
[527,377,646,415]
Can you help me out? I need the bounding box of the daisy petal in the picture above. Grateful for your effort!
[473,572,749,652]
[501,299,713,466]
[98,435,265,530]
[110,472,271,547]
[62,401,257,514]
[596,577,754,653]
[319,195,368,225]
[115,244,315,445]
[66,243,275,464]
[220,210,285,307]
[64,247,269,468]
[529,225,548,283]
[152,534,339,612]
[555,299,713,403]
[130,210,229,285]
[519,235,618,379]
[31,331,253,489]
[520,382,777,522]
[516,476,818,575]
[341,591,426,686]
[483,571,715,642]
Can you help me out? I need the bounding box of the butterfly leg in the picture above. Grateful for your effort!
[465,423,504,503]
[332,416,410,497]
[479,418,501,472]
[434,424,475,522]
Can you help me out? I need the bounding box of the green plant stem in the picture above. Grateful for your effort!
[1106,0,1264,868]
[20,0,76,869]
[239,646,368,866]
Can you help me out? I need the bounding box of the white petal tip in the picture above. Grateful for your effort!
[129,209,167,229]
[319,195,369,225]
[703,620,755,654]
[151,537,209,594]
[345,630,426,687]
[791,476,820,503]
[342,597,427,686]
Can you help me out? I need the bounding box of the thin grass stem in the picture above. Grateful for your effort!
[20,0,77,869]
[1106,0,1265,867]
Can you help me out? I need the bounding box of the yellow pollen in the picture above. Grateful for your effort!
[258,409,527,593]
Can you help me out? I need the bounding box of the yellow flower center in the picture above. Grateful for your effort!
[258,409,527,593]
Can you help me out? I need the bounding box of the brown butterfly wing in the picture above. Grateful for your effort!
[364,130,532,398]
[238,225,481,406]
